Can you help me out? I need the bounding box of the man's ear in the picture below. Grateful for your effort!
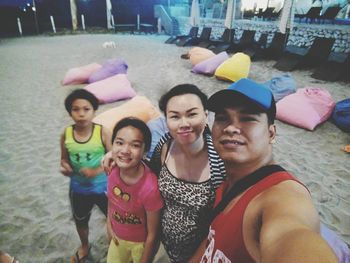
[269,124,276,144]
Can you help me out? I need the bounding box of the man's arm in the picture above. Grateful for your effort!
[258,181,338,263]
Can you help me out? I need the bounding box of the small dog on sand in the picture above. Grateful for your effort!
[102,41,116,48]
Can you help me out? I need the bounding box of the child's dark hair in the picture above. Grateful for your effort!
[64,89,99,114]
[159,84,208,116]
[111,117,152,152]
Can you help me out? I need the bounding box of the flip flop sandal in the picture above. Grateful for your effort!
[73,245,91,263]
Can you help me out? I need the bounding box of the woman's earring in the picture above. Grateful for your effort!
[271,139,276,144]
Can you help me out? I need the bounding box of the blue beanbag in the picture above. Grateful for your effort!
[263,73,296,102]
[332,98,350,132]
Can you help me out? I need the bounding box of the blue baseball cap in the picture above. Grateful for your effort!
[208,78,276,123]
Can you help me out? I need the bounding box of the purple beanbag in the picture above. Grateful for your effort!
[84,74,136,104]
[191,51,229,76]
[88,58,128,83]
[276,87,335,131]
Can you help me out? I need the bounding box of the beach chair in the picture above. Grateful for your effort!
[208,29,235,54]
[304,7,322,23]
[176,27,212,47]
[228,30,256,53]
[319,6,341,24]
[273,37,335,72]
[311,53,350,81]
[261,7,275,20]
[256,32,287,60]
[195,27,213,47]
[165,26,198,44]
[242,33,268,60]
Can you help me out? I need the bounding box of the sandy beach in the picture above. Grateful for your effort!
[0,33,349,262]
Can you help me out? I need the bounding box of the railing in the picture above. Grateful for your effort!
[154,5,177,35]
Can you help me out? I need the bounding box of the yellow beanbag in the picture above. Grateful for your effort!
[214,52,251,82]
[188,47,215,66]
[93,96,161,132]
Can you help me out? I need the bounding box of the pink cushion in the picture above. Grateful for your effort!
[188,47,215,66]
[88,58,128,83]
[191,51,229,75]
[84,74,136,104]
[93,96,161,133]
[61,63,102,85]
[276,88,336,130]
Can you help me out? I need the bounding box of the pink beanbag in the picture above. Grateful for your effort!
[188,47,215,66]
[93,96,161,133]
[276,88,335,131]
[191,51,229,75]
[61,63,102,85]
[88,58,128,83]
[84,74,136,104]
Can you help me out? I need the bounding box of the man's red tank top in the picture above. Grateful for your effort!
[200,171,303,263]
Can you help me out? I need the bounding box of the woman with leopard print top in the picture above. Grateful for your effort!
[149,84,226,263]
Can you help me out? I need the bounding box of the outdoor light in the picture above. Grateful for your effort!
[32,7,36,11]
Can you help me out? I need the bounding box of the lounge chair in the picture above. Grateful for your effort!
[165,26,198,44]
[256,32,287,60]
[273,37,335,72]
[228,30,256,53]
[319,6,341,24]
[242,33,268,60]
[176,27,212,47]
[311,53,350,81]
[208,29,235,54]
[304,7,322,23]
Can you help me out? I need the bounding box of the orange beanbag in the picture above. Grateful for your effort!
[93,96,161,132]
[188,47,215,66]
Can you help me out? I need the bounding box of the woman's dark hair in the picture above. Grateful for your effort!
[158,84,208,115]
[64,89,99,113]
[111,117,152,152]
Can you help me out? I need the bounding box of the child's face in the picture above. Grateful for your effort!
[70,99,95,127]
[112,126,146,170]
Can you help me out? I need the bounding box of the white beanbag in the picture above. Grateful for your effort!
[61,63,102,85]
[84,74,136,104]
[93,96,161,133]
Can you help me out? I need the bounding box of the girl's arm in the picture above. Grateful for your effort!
[140,210,161,263]
[60,131,73,176]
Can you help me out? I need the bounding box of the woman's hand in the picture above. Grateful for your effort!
[101,151,115,175]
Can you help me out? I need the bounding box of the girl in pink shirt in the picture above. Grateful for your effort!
[107,117,163,263]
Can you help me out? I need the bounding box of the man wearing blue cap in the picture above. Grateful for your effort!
[189,78,338,263]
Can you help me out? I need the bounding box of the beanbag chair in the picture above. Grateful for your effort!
[84,74,136,104]
[321,224,350,263]
[93,96,161,133]
[146,116,168,159]
[263,73,297,102]
[191,51,229,76]
[276,88,335,131]
[188,47,215,66]
[61,63,102,85]
[88,58,128,83]
[331,98,350,132]
[214,52,251,82]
